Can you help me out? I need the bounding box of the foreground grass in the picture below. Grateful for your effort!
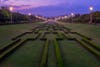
[0,23,40,45]
[0,40,44,67]
[58,22,100,46]
[59,40,100,67]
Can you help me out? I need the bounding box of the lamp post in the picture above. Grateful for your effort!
[28,13,31,16]
[9,7,13,23]
[71,13,74,23]
[28,13,32,22]
[89,6,93,24]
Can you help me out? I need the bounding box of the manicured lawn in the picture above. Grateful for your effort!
[59,40,100,67]
[59,23,100,46]
[0,22,99,67]
[0,23,39,46]
[0,40,44,67]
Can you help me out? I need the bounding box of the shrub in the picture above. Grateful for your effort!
[75,39,100,59]
[82,38,100,51]
[76,32,91,40]
[53,38,64,67]
[40,39,49,67]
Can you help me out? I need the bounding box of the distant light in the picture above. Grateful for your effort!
[64,16,68,18]
[71,13,74,16]
[28,13,31,16]
[9,7,13,11]
[89,6,93,11]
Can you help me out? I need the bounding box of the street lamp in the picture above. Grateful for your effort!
[28,13,32,22]
[28,13,31,16]
[71,13,74,23]
[89,6,93,24]
[9,6,13,23]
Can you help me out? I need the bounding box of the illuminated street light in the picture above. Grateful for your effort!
[71,13,74,17]
[89,6,93,24]
[28,13,31,16]
[28,13,32,22]
[64,16,68,19]
[9,7,14,23]
[9,7,13,11]
[71,13,74,23]
[89,6,93,11]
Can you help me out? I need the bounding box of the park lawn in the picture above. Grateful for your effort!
[0,23,40,46]
[0,40,44,67]
[59,40,100,67]
[61,23,100,46]
[0,22,99,67]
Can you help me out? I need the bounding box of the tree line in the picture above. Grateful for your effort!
[60,11,100,24]
[0,7,43,25]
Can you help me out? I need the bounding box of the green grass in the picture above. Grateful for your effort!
[61,23,100,46]
[59,40,100,67]
[54,39,64,67]
[0,23,99,67]
[0,23,36,45]
[0,40,44,67]
[47,41,57,67]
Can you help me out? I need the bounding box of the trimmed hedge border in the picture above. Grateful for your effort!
[75,39,100,60]
[0,39,27,61]
[0,39,20,54]
[62,32,75,40]
[82,38,100,51]
[40,39,49,67]
[34,28,40,34]
[12,32,33,40]
[33,33,41,40]
[76,32,92,40]
[56,32,63,40]
[39,32,47,40]
[53,38,64,67]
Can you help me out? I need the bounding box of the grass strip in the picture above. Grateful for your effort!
[0,39,26,60]
[82,38,100,51]
[76,39,100,59]
[53,38,64,67]
[40,39,49,67]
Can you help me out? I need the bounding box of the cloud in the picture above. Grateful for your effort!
[1,0,99,17]
[1,0,66,10]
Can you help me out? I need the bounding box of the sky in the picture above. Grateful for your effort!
[0,0,100,17]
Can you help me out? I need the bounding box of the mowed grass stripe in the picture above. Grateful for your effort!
[53,39,64,67]
[76,39,100,59]
[40,39,49,67]
[47,40,57,67]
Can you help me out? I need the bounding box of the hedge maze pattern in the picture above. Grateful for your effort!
[0,23,100,67]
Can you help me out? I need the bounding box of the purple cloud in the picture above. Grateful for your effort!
[1,0,100,17]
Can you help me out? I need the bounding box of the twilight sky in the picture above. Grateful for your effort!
[0,0,100,17]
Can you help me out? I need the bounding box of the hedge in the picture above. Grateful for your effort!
[0,39,20,54]
[12,32,27,40]
[33,33,41,40]
[82,38,100,51]
[53,38,64,67]
[56,32,63,40]
[39,32,46,40]
[62,32,75,40]
[75,39,100,59]
[40,39,49,67]
[0,39,27,60]
[76,32,92,40]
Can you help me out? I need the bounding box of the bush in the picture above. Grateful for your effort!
[40,39,49,67]
[0,39,26,60]
[75,39,100,59]
[76,32,91,40]
[82,38,100,51]
[62,32,75,40]
[53,38,64,67]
